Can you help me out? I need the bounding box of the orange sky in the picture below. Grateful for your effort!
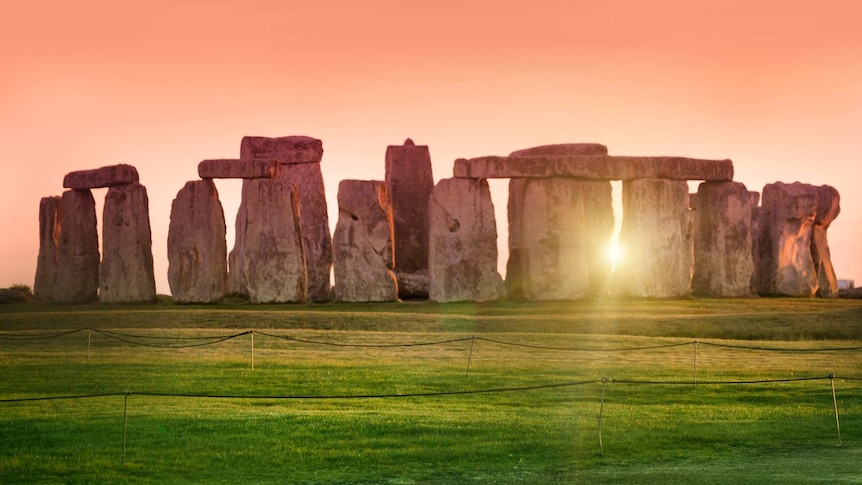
[2,0,860,295]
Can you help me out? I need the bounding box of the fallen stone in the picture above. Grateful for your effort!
[237,136,332,302]
[756,182,818,297]
[63,164,139,189]
[198,159,279,179]
[616,179,692,297]
[385,139,434,297]
[33,196,62,301]
[240,135,324,165]
[242,178,307,303]
[53,189,100,303]
[428,178,504,302]
[394,270,429,299]
[692,181,756,297]
[453,155,733,181]
[167,180,227,303]
[333,180,398,302]
[813,185,840,298]
[100,183,156,303]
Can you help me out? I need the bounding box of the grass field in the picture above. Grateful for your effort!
[1,297,862,484]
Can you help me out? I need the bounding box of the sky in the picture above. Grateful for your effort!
[1,0,860,295]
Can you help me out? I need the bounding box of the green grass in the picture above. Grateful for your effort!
[1,298,862,483]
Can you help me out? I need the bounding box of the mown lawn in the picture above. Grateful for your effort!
[1,298,861,483]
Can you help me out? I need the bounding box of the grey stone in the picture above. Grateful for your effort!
[333,180,398,302]
[236,136,331,302]
[454,155,733,181]
[692,181,756,297]
[33,196,62,301]
[617,179,692,298]
[100,183,156,303]
[385,138,434,298]
[167,180,227,303]
[63,164,139,189]
[756,182,818,297]
[428,178,504,302]
[508,143,609,157]
[242,178,307,303]
[519,178,590,300]
[813,185,840,298]
[53,189,100,303]
[240,136,323,165]
[198,159,279,179]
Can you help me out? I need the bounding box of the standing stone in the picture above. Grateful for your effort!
[33,196,62,301]
[53,189,100,303]
[242,178,307,303]
[235,136,331,302]
[617,179,692,298]
[428,178,504,302]
[100,183,156,303]
[691,181,756,297]
[168,180,227,303]
[385,138,434,298]
[813,185,840,298]
[756,182,819,297]
[228,184,250,295]
[518,178,590,300]
[333,180,398,302]
[506,144,613,299]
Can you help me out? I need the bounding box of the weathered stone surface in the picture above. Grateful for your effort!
[198,159,279,179]
[617,179,692,297]
[691,181,756,297]
[454,155,733,181]
[756,182,818,297]
[242,178,307,303]
[508,143,609,158]
[100,183,156,303]
[813,185,840,298]
[63,164,139,189]
[240,136,324,165]
[53,190,100,303]
[333,180,398,302]
[395,270,429,299]
[518,178,590,300]
[167,180,227,303]
[385,138,434,298]
[236,136,331,302]
[428,178,504,302]
[33,196,62,301]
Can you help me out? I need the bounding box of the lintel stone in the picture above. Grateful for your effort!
[198,159,279,179]
[453,155,733,181]
[63,164,139,189]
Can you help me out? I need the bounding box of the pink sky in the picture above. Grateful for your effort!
[2,0,860,295]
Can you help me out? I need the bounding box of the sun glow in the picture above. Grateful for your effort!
[608,240,623,273]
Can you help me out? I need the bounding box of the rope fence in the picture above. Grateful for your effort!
[2,328,861,380]
[0,375,855,463]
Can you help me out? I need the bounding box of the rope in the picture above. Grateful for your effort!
[254,331,474,348]
[698,341,862,352]
[474,337,692,352]
[91,329,251,348]
[0,329,84,340]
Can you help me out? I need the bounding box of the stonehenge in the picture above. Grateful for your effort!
[35,137,844,305]
[36,164,155,303]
